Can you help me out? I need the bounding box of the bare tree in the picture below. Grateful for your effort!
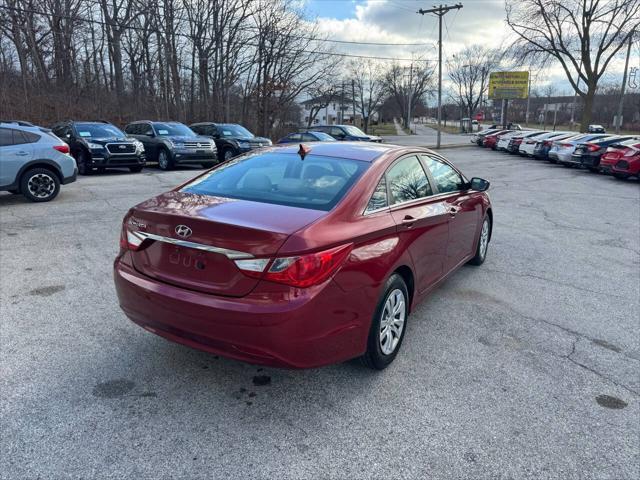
[447,45,498,120]
[505,0,640,131]
[383,61,435,127]
[350,59,386,133]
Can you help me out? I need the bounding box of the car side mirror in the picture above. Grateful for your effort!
[469,177,490,192]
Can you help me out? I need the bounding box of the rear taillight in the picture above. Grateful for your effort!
[586,144,600,152]
[543,141,552,147]
[235,244,353,288]
[120,225,145,251]
[560,143,572,147]
[53,144,70,154]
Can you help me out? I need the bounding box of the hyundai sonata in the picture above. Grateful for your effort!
[114,142,492,369]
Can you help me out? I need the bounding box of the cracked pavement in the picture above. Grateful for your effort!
[1,147,639,479]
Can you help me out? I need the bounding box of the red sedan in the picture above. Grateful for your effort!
[611,148,640,180]
[483,130,512,150]
[114,143,492,369]
[600,139,640,176]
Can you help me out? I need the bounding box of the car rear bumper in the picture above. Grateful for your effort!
[579,154,601,168]
[62,168,77,184]
[113,255,370,368]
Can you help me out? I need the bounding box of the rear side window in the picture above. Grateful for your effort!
[181,152,369,211]
[365,177,388,213]
[386,155,432,204]
[0,128,12,147]
[423,156,464,193]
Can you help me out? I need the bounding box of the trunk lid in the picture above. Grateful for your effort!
[128,191,325,297]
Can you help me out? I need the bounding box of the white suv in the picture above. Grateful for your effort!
[0,121,77,202]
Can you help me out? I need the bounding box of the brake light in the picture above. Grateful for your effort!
[53,144,70,154]
[235,244,353,288]
[560,143,572,147]
[119,225,145,251]
[543,141,553,147]
[586,144,600,152]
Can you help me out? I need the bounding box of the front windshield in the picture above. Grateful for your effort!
[153,123,196,137]
[219,124,254,138]
[343,126,367,137]
[75,123,124,138]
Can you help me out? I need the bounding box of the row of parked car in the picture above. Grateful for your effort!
[472,127,640,180]
[0,118,385,202]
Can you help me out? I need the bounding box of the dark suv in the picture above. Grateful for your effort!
[189,123,272,161]
[124,121,217,170]
[51,121,145,175]
[307,125,382,143]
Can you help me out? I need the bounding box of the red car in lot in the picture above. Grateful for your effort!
[114,143,492,369]
[599,139,640,175]
[483,130,512,150]
[611,148,640,180]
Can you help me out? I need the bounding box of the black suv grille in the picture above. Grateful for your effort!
[106,143,136,154]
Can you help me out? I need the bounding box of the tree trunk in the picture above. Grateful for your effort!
[579,83,597,133]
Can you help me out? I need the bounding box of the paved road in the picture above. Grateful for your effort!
[1,148,639,479]
[383,123,472,148]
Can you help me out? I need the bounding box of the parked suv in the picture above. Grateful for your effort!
[189,122,271,161]
[51,120,145,175]
[0,121,77,202]
[125,121,217,170]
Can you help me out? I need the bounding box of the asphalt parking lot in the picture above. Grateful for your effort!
[1,146,638,479]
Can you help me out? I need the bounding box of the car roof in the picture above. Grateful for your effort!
[273,141,399,162]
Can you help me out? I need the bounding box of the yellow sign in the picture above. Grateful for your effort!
[489,71,529,99]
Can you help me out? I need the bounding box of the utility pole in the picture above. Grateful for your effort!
[340,80,345,123]
[570,59,583,127]
[525,71,531,126]
[404,63,414,132]
[418,3,463,149]
[351,79,356,127]
[615,31,634,134]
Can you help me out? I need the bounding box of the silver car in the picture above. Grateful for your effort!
[548,133,610,164]
[0,121,77,202]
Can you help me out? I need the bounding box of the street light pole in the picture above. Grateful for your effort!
[418,3,463,149]
[615,31,634,134]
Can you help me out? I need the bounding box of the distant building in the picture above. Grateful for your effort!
[299,94,358,126]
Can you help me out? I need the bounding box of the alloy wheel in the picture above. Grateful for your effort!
[27,173,56,199]
[158,150,168,169]
[379,288,406,355]
[479,219,490,259]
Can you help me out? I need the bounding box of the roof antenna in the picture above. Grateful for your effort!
[298,143,311,160]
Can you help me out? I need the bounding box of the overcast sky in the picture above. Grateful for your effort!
[302,0,635,99]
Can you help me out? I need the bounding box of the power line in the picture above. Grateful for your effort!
[0,5,436,63]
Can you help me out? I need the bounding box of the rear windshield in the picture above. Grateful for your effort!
[181,152,369,211]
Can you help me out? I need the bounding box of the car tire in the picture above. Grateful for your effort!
[20,168,60,202]
[129,166,143,173]
[76,150,93,175]
[157,148,174,170]
[361,274,409,370]
[613,173,629,180]
[469,215,491,266]
[222,148,235,161]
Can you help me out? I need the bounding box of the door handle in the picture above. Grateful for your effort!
[401,215,416,228]
[16,151,29,156]
[448,206,460,216]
